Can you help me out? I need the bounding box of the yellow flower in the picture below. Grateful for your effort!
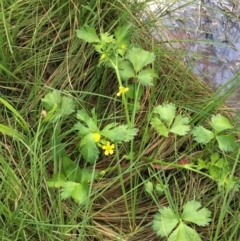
[120,44,126,49]
[102,141,115,155]
[93,133,101,142]
[100,53,106,60]
[117,86,129,96]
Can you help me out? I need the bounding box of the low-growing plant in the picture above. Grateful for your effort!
[1,22,237,239]
[152,200,212,241]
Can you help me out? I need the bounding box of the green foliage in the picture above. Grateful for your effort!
[46,173,66,188]
[76,25,100,43]
[74,109,99,164]
[152,200,212,241]
[62,155,82,182]
[79,133,100,164]
[151,103,191,137]
[191,126,214,144]
[101,124,138,143]
[74,109,138,163]
[191,114,238,152]
[47,155,97,205]
[41,90,75,123]
[114,24,132,45]
[127,47,155,73]
[118,60,135,80]
[60,182,88,204]
[76,24,158,87]
[197,153,238,191]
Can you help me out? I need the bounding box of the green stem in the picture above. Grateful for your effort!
[110,58,131,126]
[143,156,214,180]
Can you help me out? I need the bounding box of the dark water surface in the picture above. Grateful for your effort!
[147,0,240,108]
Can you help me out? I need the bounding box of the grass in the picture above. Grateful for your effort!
[1,0,240,240]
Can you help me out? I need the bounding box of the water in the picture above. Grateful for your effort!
[146,0,240,107]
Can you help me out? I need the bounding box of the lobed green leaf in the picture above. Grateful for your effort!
[191,126,214,144]
[76,109,98,131]
[41,90,61,111]
[127,47,155,73]
[216,134,237,152]
[79,133,99,164]
[114,24,131,44]
[170,115,190,136]
[118,60,135,81]
[76,26,100,43]
[101,124,138,143]
[153,103,176,127]
[211,114,233,134]
[181,200,212,226]
[137,68,158,86]
[150,117,169,137]
[62,156,82,183]
[152,207,179,237]
[47,173,66,188]
[169,222,201,241]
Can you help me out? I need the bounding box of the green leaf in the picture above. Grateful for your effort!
[76,109,98,131]
[81,168,97,184]
[60,182,89,205]
[169,222,201,241]
[79,133,99,164]
[100,32,115,44]
[127,47,155,73]
[196,158,208,170]
[211,114,233,134]
[215,158,229,171]
[170,115,190,136]
[152,207,179,237]
[191,126,214,144]
[71,183,88,204]
[209,165,221,180]
[74,122,91,137]
[137,68,158,86]
[216,135,237,152]
[101,124,138,143]
[41,90,61,111]
[150,117,169,137]
[118,60,135,81]
[220,176,239,191]
[153,103,176,127]
[47,173,66,188]
[60,96,75,116]
[62,156,82,182]
[41,91,75,122]
[76,26,100,43]
[114,24,131,44]
[181,200,212,226]
[210,152,220,164]
[61,181,79,200]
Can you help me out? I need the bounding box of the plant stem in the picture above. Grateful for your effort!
[110,58,131,126]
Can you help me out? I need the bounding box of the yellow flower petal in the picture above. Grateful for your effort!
[93,133,101,142]
[116,86,129,96]
[102,141,115,155]
[100,53,106,60]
